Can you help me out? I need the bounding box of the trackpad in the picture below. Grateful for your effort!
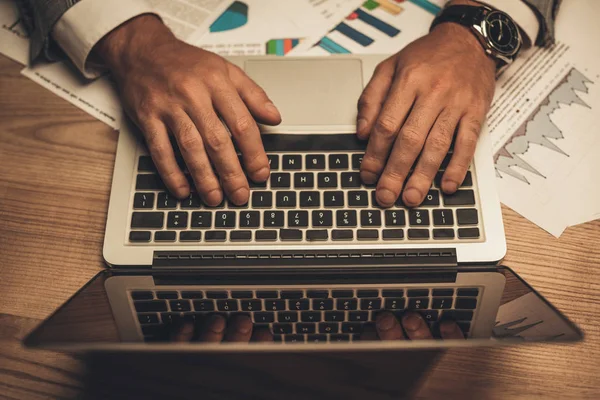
[244,59,363,129]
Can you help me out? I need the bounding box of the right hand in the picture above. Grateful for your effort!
[96,15,281,205]
[363,311,465,341]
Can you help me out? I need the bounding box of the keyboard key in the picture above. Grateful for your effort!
[384,298,405,310]
[458,228,480,239]
[409,210,430,226]
[443,190,476,206]
[272,324,293,334]
[319,323,339,334]
[421,190,440,206]
[276,191,297,208]
[231,291,253,299]
[264,211,284,227]
[341,172,361,188]
[325,311,345,322]
[181,193,202,209]
[205,231,226,241]
[408,229,430,239]
[360,210,381,226]
[136,174,165,190]
[348,311,369,322]
[317,173,338,188]
[342,322,362,334]
[351,154,363,170]
[462,171,473,187]
[433,229,455,239]
[301,312,322,322]
[457,209,479,225]
[457,288,479,296]
[299,191,320,208]
[306,154,325,170]
[280,229,302,241]
[280,290,303,299]
[433,209,454,226]
[193,300,215,311]
[132,291,154,300]
[432,289,454,297]
[257,290,278,299]
[307,334,327,343]
[442,310,474,321]
[282,155,302,170]
[420,310,439,322]
[307,229,328,241]
[294,173,314,188]
[329,154,349,169]
[307,290,329,298]
[230,230,252,241]
[131,212,164,229]
[254,312,275,323]
[157,192,178,209]
[248,179,266,189]
[288,211,309,227]
[138,314,159,324]
[167,212,188,229]
[181,291,204,299]
[324,191,345,207]
[134,193,155,209]
[332,229,353,241]
[138,156,156,172]
[252,192,272,208]
[357,290,379,298]
[135,300,167,312]
[312,210,333,227]
[170,300,191,312]
[360,298,382,310]
[336,210,357,227]
[408,289,429,297]
[382,229,404,240]
[332,290,354,298]
[264,300,286,311]
[278,312,298,322]
[267,154,279,170]
[256,230,278,241]
[191,212,212,228]
[382,289,404,297]
[313,299,334,310]
[348,191,369,207]
[239,211,260,228]
[408,297,429,309]
[385,210,406,226]
[271,173,291,188]
[357,229,379,240]
[297,323,316,334]
[155,231,176,241]
[432,297,453,309]
[289,299,310,311]
[240,299,261,311]
[206,291,228,299]
[336,298,358,310]
[129,231,151,242]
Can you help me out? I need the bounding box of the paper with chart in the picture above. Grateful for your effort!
[0,0,29,65]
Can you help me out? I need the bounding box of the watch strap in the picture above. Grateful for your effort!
[430,5,486,32]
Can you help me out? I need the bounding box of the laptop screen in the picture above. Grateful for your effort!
[23,266,582,351]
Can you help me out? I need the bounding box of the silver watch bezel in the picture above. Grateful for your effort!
[472,7,522,66]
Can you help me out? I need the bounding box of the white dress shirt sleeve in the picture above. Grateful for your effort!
[52,0,158,79]
[483,0,540,48]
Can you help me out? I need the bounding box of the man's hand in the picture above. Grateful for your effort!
[172,314,273,343]
[362,311,465,341]
[96,15,281,205]
[357,22,496,208]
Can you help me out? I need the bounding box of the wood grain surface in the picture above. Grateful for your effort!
[1,55,599,399]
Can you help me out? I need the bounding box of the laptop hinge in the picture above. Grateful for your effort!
[152,248,458,270]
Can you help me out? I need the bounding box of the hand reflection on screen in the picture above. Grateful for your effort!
[170,311,464,344]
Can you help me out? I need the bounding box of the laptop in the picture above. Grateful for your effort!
[23,55,582,349]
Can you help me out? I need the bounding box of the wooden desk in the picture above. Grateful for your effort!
[1,55,599,399]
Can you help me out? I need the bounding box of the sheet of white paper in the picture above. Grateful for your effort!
[0,0,29,65]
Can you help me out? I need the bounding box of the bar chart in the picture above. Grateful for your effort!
[266,38,302,56]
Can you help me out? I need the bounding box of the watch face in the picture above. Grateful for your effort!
[484,11,521,56]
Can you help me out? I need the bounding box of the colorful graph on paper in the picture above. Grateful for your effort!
[266,38,302,55]
[210,1,249,33]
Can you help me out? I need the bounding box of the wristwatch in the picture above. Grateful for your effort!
[430,4,522,74]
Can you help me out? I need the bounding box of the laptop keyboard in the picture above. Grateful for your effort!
[129,151,482,244]
[131,286,478,343]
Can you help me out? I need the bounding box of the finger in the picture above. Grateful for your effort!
[251,326,274,342]
[212,88,270,183]
[186,102,250,206]
[356,58,395,139]
[224,315,254,343]
[360,81,416,186]
[165,110,223,206]
[360,323,379,341]
[439,320,465,340]
[228,63,281,126]
[170,321,195,342]
[375,312,406,341]
[197,314,227,343]
[138,117,190,199]
[401,312,434,340]
[442,113,483,194]
[375,100,442,207]
[402,109,459,207]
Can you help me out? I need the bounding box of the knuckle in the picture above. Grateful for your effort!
[176,121,201,149]
[137,93,161,117]
[428,134,451,153]
[400,127,424,148]
[374,115,399,138]
[203,131,228,152]
[232,114,255,137]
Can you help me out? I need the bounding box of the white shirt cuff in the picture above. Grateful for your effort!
[52,0,157,79]
[483,0,539,48]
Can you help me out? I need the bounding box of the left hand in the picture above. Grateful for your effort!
[357,23,496,207]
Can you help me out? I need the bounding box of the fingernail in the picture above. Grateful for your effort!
[254,166,270,181]
[377,314,397,332]
[443,181,458,193]
[376,188,397,206]
[402,313,422,332]
[208,315,226,334]
[440,321,459,336]
[265,102,280,116]
[403,187,422,205]
[357,118,368,134]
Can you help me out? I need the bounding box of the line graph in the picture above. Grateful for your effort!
[494,68,593,184]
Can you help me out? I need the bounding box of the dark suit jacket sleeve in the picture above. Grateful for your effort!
[523,0,562,46]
